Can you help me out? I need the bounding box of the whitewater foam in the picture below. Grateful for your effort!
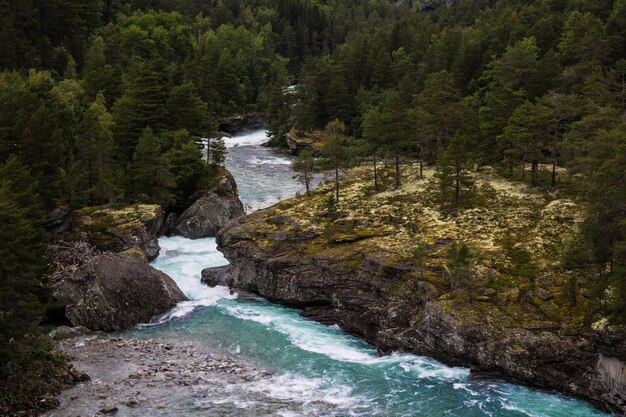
[148,237,236,322]
[223,302,470,382]
[224,130,269,148]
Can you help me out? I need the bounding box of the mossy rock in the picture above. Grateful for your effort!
[71,204,164,260]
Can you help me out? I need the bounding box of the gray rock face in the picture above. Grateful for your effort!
[53,249,187,332]
[44,207,71,236]
[592,326,626,410]
[207,214,626,414]
[170,170,245,239]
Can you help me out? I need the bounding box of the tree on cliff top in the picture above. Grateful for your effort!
[321,119,349,201]
[293,150,316,196]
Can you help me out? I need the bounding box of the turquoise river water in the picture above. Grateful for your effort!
[128,130,608,417]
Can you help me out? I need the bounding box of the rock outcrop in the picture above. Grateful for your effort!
[592,323,626,411]
[71,204,164,261]
[169,170,245,239]
[44,207,72,236]
[219,113,265,135]
[285,130,322,157]
[206,165,625,414]
[52,249,187,332]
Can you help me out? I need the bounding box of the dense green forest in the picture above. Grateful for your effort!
[1,0,625,414]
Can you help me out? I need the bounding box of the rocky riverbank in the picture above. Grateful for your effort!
[41,336,271,417]
[205,164,626,414]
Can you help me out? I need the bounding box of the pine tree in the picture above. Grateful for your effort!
[500,101,557,186]
[362,108,384,191]
[437,134,475,208]
[113,59,171,161]
[128,127,175,206]
[292,150,315,196]
[166,82,210,138]
[408,107,436,179]
[82,36,114,100]
[266,84,294,145]
[207,136,227,168]
[585,140,626,323]
[167,131,207,199]
[379,90,412,188]
[322,119,349,201]
[415,71,465,159]
[77,93,122,206]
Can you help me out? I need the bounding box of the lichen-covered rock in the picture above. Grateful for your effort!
[170,170,244,239]
[52,249,187,331]
[71,204,164,261]
[207,164,624,413]
[285,130,322,156]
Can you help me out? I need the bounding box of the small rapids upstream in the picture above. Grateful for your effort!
[127,130,605,416]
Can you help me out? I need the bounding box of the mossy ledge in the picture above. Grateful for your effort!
[71,204,164,261]
[208,164,625,414]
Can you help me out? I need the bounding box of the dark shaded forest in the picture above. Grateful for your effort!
[0,0,625,415]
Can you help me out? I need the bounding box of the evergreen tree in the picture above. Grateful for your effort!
[82,36,114,100]
[585,140,626,323]
[408,106,436,179]
[414,71,466,159]
[500,101,557,186]
[362,107,384,191]
[113,59,171,161]
[167,130,208,199]
[207,136,227,168]
[437,134,475,208]
[0,156,59,416]
[166,82,210,138]
[378,90,412,188]
[292,150,315,196]
[76,93,122,206]
[266,84,294,145]
[321,119,349,201]
[559,11,610,88]
[128,127,175,206]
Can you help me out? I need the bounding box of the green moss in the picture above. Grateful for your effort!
[73,204,161,251]
[236,163,599,336]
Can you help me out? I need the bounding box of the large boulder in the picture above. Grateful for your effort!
[52,249,187,332]
[170,170,245,239]
[71,204,164,260]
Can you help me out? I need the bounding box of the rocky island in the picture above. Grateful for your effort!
[205,164,626,413]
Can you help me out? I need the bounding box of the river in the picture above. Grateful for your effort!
[129,130,606,417]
